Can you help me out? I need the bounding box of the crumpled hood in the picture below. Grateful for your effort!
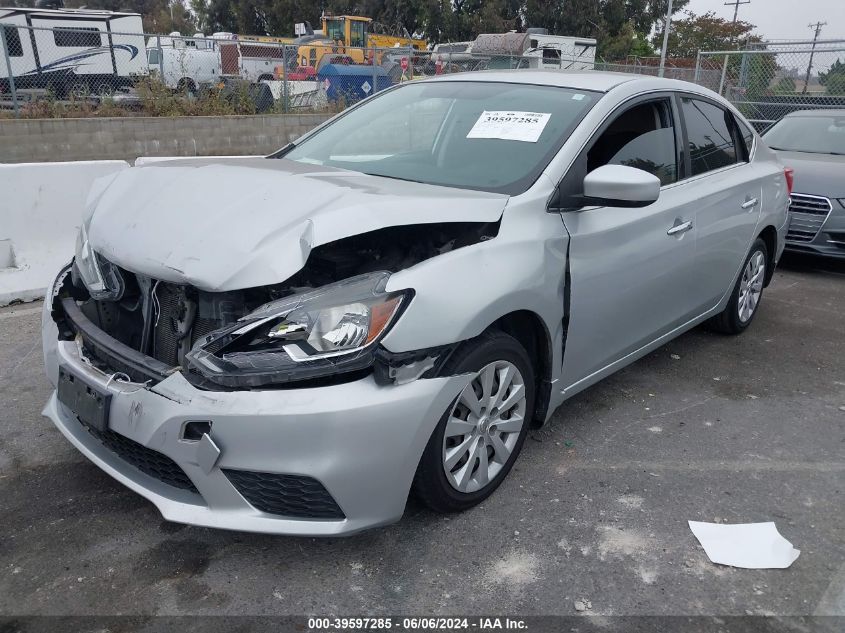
[773,150,845,199]
[87,157,509,291]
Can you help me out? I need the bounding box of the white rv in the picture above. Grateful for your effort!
[471,31,597,71]
[525,33,596,70]
[0,7,147,97]
[146,33,221,92]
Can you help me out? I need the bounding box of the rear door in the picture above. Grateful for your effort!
[676,95,763,311]
[558,94,702,389]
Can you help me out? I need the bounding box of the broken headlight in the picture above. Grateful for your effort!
[184,271,409,388]
[72,223,124,301]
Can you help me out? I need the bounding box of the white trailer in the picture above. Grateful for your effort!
[471,31,597,71]
[525,33,596,70]
[146,33,221,92]
[0,7,146,97]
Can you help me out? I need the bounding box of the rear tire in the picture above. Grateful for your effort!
[707,237,768,334]
[412,331,535,513]
[69,81,89,99]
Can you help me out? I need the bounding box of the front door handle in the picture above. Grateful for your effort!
[741,197,759,210]
[667,220,693,236]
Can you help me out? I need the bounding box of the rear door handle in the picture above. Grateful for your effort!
[741,197,759,210]
[667,220,693,236]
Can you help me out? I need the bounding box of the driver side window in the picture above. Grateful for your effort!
[587,99,678,186]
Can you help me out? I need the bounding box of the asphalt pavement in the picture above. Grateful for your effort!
[0,253,843,626]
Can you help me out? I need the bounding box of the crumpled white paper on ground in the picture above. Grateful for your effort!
[688,521,801,569]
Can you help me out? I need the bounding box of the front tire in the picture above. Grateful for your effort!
[707,237,768,334]
[413,331,535,513]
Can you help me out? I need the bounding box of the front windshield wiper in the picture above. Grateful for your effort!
[361,172,425,185]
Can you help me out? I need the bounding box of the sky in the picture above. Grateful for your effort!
[683,0,845,41]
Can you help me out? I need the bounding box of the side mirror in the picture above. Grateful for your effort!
[582,164,661,208]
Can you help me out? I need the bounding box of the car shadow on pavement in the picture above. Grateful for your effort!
[778,251,845,277]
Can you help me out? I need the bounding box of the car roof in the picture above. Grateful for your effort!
[423,69,722,96]
[783,109,845,118]
[426,69,640,92]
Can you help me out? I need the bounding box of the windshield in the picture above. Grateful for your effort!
[283,81,599,194]
[764,114,845,155]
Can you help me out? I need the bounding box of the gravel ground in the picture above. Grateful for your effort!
[0,253,843,626]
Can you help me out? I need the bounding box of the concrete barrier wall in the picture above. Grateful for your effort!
[0,114,332,164]
[0,160,129,306]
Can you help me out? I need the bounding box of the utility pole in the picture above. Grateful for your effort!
[803,21,826,94]
[658,0,674,78]
[724,0,751,25]
[718,1,750,95]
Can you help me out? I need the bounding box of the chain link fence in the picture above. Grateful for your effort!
[0,22,599,119]
[2,21,843,129]
[695,39,845,131]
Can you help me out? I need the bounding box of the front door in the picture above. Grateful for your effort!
[557,96,701,391]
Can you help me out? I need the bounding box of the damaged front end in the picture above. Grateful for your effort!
[53,222,497,391]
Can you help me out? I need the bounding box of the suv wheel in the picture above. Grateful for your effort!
[413,331,535,513]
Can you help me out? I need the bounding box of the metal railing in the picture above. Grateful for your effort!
[0,23,599,118]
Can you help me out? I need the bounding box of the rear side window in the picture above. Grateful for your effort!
[587,99,678,185]
[2,26,23,57]
[54,27,102,48]
[680,97,739,175]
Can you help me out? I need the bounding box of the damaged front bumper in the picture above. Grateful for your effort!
[41,282,469,536]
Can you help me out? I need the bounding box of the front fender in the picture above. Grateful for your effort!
[381,205,569,359]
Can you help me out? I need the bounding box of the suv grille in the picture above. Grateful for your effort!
[223,469,345,519]
[85,426,199,494]
[786,193,832,242]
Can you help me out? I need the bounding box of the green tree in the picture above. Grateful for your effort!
[655,10,757,59]
[820,60,845,95]
[38,0,198,33]
[600,21,655,60]
[774,76,796,94]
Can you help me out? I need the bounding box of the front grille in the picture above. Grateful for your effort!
[223,469,345,519]
[786,193,832,242]
[84,425,199,494]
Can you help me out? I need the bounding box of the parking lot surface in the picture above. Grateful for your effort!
[0,254,843,620]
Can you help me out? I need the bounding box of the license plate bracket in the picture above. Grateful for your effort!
[57,365,111,433]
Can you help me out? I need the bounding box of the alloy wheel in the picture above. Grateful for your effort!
[442,360,527,493]
[738,250,765,323]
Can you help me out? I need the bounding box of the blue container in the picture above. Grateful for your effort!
[317,64,393,103]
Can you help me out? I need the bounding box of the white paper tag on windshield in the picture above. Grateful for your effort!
[466,111,552,143]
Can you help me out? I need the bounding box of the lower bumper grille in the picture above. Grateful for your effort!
[223,469,345,519]
[85,425,199,494]
[786,193,832,242]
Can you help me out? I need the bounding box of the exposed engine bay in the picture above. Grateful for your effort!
[55,222,497,388]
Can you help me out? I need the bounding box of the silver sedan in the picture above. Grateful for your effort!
[42,71,789,535]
